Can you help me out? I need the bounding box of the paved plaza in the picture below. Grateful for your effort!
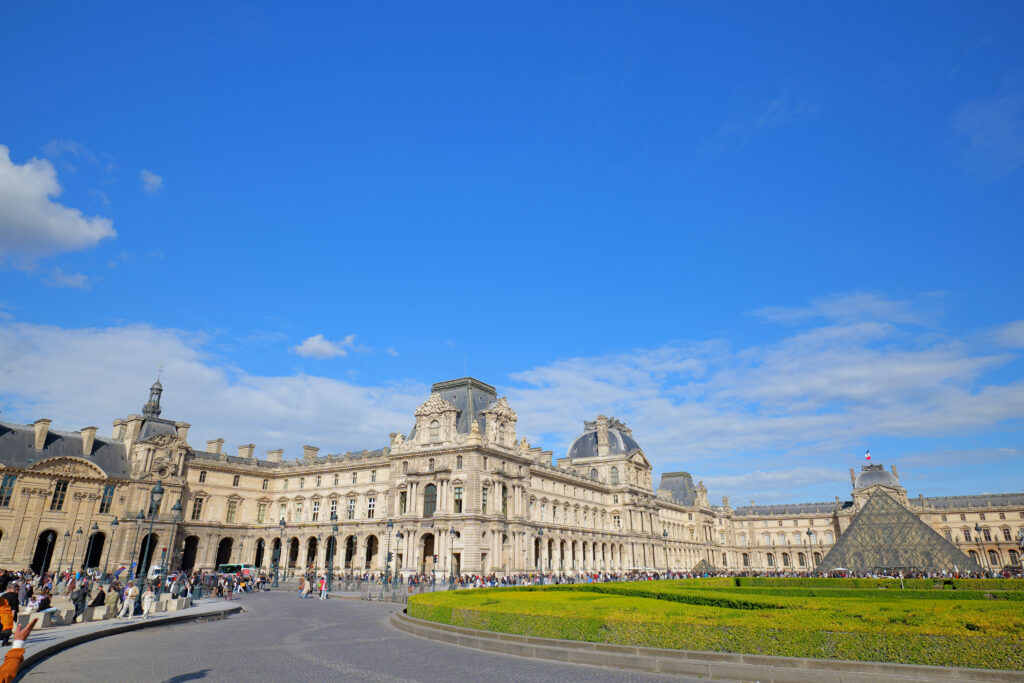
[19,591,695,683]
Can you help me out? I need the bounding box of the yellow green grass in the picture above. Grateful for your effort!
[407,578,1024,670]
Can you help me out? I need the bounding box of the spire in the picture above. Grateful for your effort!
[142,374,163,417]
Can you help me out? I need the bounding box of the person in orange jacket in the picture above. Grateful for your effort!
[0,598,12,647]
[0,617,37,683]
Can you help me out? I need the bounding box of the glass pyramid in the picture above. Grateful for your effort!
[691,558,715,575]
[816,490,983,574]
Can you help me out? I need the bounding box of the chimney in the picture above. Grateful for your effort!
[303,445,319,462]
[81,426,97,456]
[266,449,283,463]
[33,419,51,450]
[891,464,899,481]
[112,419,126,440]
[596,415,610,457]
[175,422,191,441]
[850,467,856,488]
[238,444,255,459]
[206,438,224,455]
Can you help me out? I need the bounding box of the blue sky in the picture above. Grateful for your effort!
[1,2,1022,504]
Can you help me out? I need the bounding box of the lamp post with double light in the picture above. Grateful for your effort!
[70,527,83,573]
[160,500,183,586]
[328,512,338,592]
[975,522,989,575]
[274,518,286,587]
[662,529,669,574]
[448,526,456,590]
[139,481,165,586]
[83,522,99,572]
[393,531,403,588]
[104,517,119,579]
[384,520,393,588]
[40,531,55,574]
[56,530,71,575]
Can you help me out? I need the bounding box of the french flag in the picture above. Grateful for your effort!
[865,449,871,461]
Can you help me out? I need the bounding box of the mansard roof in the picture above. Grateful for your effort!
[657,472,697,505]
[0,421,131,478]
[734,501,851,516]
[921,492,1024,509]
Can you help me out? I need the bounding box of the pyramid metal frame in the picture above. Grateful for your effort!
[816,489,982,574]
[691,558,715,575]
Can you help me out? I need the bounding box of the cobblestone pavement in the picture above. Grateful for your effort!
[20,591,703,682]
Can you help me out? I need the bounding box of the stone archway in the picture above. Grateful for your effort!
[325,536,337,570]
[420,534,435,573]
[181,536,200,572]
[84,531,106,569]
[343,536,356,570]
[288,537,300,569]
[254,539,266,568]
[306,537,318,570]
[363,535,378,570]
[215,537,233,567]
[31,530,58,574]
[138,533,159,575]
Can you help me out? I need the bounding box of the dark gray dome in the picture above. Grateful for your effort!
[567,418,641,459]
[855,465,899,489]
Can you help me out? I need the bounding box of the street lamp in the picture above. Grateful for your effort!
[139,481,165,586]
[662,529,669,573]
[384,520,393,588]
[975,523,988,575]
[129,510,145,579]
[57,530,71,574]
[160,500,183,586]
[71,527,83,573]
[273,518,286,587]
[448,526,455,590]
[41,531,55,574]
[538,528,544,574]
[83,522,99,572]
[328,512,338,592]
[393,531,403,588]
[104,518,119,577]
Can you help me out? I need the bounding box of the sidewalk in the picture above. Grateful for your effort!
[13,598,243,677]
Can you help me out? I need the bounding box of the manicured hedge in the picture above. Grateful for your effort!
[733,577,1024,590]
[536,583,785,610]
[407,600,1024,670]
[672,586,1024,601]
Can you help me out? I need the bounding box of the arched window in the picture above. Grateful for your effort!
[456,455,463,469]
[782,552,791,567]
[963,527,972,542]
[1009,550,1020,565]
[766,553,775,567]
[402,461,408,474]
[989,549,1000,566]
[813,552,822,564]
[721,552,728,566]
[429,420,440,443]
[808,531,816,543]
[798,552,806,567]
[498,422,507,445]
[610,467,619,485]
[590,468,598,481]
[762,533,770,545]
[968,550,979,562]
[742,553,750,567]
[428,458,435,471]
[423,484,437,517]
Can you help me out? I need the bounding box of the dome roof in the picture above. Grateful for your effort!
[854,464,899,489]
[567,417,641,459]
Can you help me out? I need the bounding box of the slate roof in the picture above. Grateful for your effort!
[921,493,1024,509]
[733,501,851,516]
[658,472,697,505]
[0,421,131,478]
[408,377,498,439]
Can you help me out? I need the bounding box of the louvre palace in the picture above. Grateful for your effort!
[0,376,1021,578]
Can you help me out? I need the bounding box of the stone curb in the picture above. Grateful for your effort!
[390,611,1024,683]
[15,602,244,680]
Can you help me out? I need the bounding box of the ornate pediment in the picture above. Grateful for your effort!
[483,396,517,422]
[30,457,107,479]
[414,393,458,417]
[139,432,189,450]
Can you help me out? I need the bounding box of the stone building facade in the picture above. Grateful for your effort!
[0,377,1021,577]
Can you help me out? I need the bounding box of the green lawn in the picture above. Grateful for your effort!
[407,578,1024,670]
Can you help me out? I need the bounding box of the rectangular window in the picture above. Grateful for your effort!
[482,488,488,514]
[191,497,204,521]
[284,479,289,490]
[352,472,357,484]
[296,502,303,520]
[399,491,407,515]
[0,475,15,507]
[964,528,972,542]
[371,470,376,482]
[454,487,463,513]
[980,513,986,521]
[227,500,237,523]
[613,515,621,530]
[257,503,266,523]
[232,474,240,487]
[330,499,337,519]
[262,478,269,490]
[825,531,834,543]
[983,528,992,542]
[1003,528,1012,541]
[312,500,320,521]
[199,470,207,483]
[99,484,116,514]
[347,499,355,520]
[316,476,322,487]
[333,474,339,486]
[367,497,376,519]
[299,478,304,489]
[944,529,952,541]
[50,480,69,511]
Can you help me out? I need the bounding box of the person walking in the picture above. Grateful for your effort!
[70,583,88,623]
[118,582,138,618]
[103,582,119,618]
[140,586,156,619]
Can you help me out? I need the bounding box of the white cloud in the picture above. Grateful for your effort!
[47,268,90,289]
[140,169,163,194]
[0,145,116,264]
[991,320,1024,348]
[0,322,423,458]
[952,85,1024,177]
[291,334,363,359]
[753,292,925,326]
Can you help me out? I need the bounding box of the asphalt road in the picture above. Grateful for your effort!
[20,591,702,683]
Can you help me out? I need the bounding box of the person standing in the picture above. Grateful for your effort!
[140,586,156,619]
[118,582,138,618]
[70,583,88,623]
